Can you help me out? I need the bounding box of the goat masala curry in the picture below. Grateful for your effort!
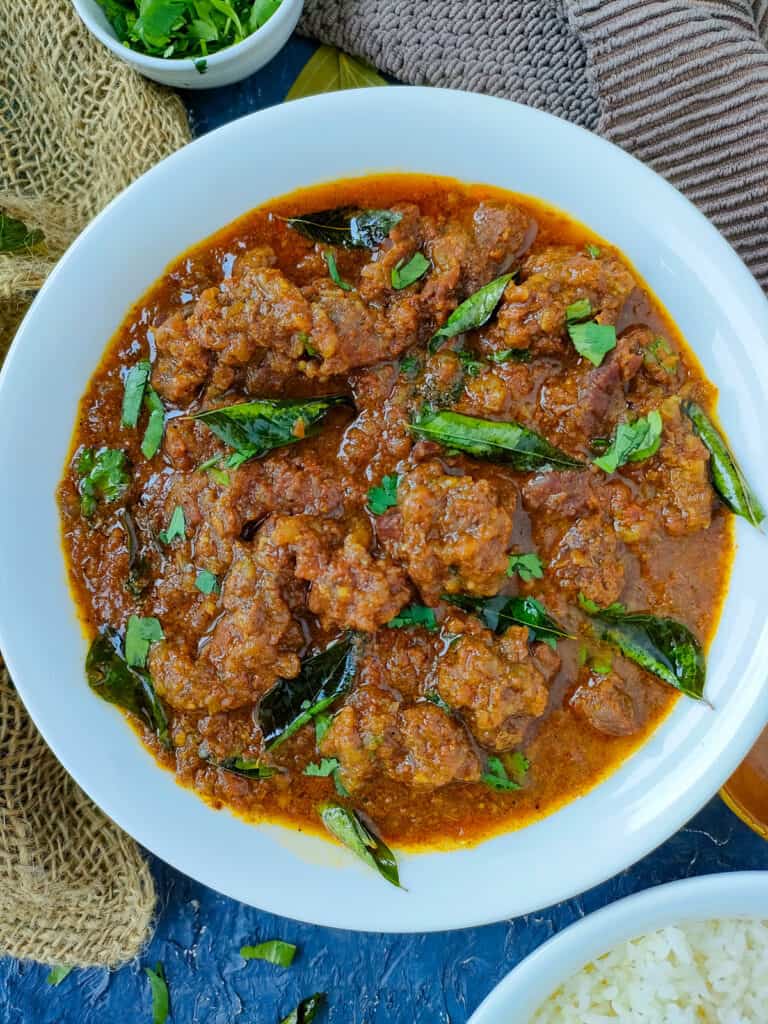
[58,174,761,884]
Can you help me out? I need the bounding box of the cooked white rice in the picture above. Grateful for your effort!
[531,918,768,1024]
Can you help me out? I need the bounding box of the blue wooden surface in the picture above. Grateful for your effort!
[3,33,767,1024]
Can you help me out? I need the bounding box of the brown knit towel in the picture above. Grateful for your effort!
[0,0,190,968]
[300,0,768,290]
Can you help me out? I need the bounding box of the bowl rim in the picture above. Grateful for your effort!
[468,871,768,1023]
[2,86,768,931]
[71,0,302,69]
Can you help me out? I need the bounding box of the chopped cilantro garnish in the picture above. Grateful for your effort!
[387,604,438,631]
[304,757,341,778]
[141,386,165,459]
[487,347,531,363]
[567,321,617,367]
[195,569,220,595]
[158,504,186,545]
[565,297,593,324]
[323,250,352,291]
[121,361,151,428]
[391,252,430,290]
[593,410,663,474]
[367,473,399,515]
[77,447,130,517]
[124,615,164,669]
[586,243,602,259]
[456,349,483,376]
[506,552,544,582]
[481,755,521,792]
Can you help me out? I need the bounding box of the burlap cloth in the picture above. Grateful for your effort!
[0,0,190,967]
[300,0,768,290]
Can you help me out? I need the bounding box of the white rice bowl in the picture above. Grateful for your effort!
[531,919,768,1024]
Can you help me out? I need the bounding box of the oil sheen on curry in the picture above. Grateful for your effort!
[59,174,759,876]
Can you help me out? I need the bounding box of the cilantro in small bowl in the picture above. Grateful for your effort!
[75,0,301,89]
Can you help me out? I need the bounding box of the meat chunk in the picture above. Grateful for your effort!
[392,461,513,603]
[149,545,302,713]
[305,281,399,378]
[464,200,534,292]
[648,398,713,536]
[258,515,411,632]
[486,245,636,356]
[319,687,480,791]
[570,669,647,737]
[398,705,481,787]
[152,246,311,403]
[437,621,554,750]
[522,470,603,519]
[549,514,625,606]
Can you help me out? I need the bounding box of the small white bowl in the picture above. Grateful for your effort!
[72,0,304,89]
[470,872,768,1023]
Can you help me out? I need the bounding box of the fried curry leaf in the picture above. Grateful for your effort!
[445,593,572,649]
[195,396,348,468]
[429,273,513,352]
[121,360,151,428]
[280,993,327,1024]
[240,939,297,966]
[410,409,584,471]
[124,614,164,669]
[323,250,352,290]
[387,604,438,631]
[593,410,663,474]
[391,252,430,290]
[210,757,277,780]
[286,207,402,249]
[144,962,169,1024]
[319,804,400,888]
[579,595,706,700]
[285,42,387,100]
[567,320,617,366]
[141,386,165,459]
[481,755,521,792]
[259,635,359,748]
[367,473,399,514]
[0,211,44,254]
[45,965,73,986]
[77,447,130,517]
[506,552,544,581]
[683,400,765,527]
[86,629,170,747]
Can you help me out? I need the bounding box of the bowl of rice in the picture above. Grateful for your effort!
[469,872,768,1023]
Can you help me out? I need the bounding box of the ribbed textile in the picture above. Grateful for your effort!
[299,0,768,289]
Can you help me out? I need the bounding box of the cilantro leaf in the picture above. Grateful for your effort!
[506,552,544,582]
[46,965,73,986]
[481,755,521,792]
[77,447,130,517]
[124,615,164,669]
[487,347,531,363]
[314,713,332,744]
[565,298,593,324]
[141,386,165,459]
[367,473,399,515]
[195,569,220,595]
[240,939,297,967]
[387,604,437,631]
[323,250,353,291]
[121,361,151,429]
[586,243,602,259]
[456,350,483,376]
[144,962,169,1024]
[304,757,341,777]
[158,504,186,544]
[391,252,430,290]
[424,690,452,714]
[567,321,617,366]
[399,354,420,376]
[593,410,663,473]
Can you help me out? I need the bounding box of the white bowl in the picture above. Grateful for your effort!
[469,871,768,1023]
[1,88,768,932]
[72,0,303,89]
